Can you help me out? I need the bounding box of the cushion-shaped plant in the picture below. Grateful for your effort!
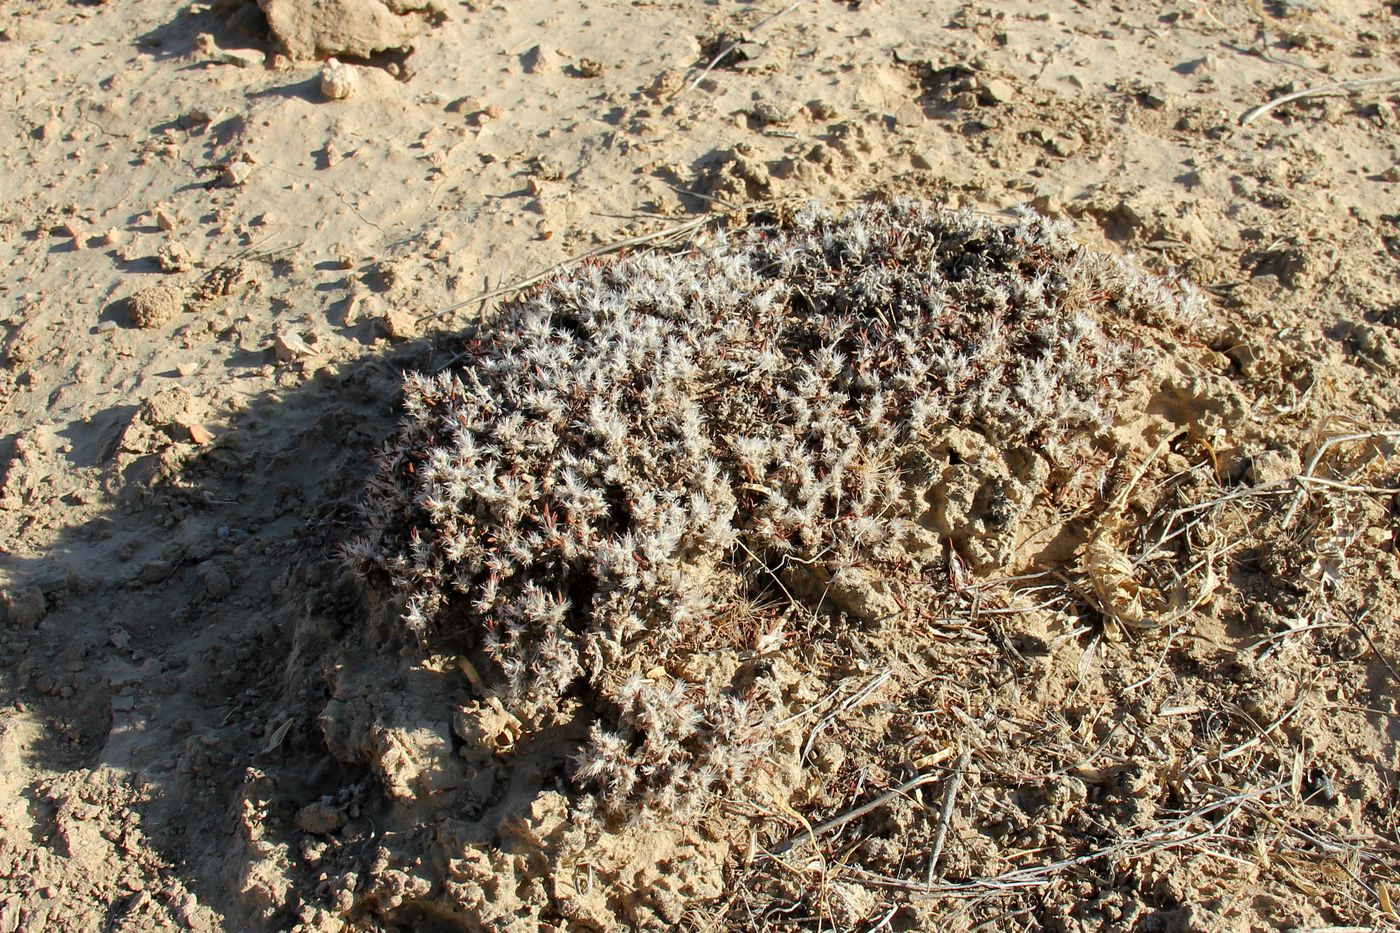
[344,201,1203,814]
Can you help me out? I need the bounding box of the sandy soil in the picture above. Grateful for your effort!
[2,0,1399,930]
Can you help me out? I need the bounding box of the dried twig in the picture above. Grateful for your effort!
[801,669,892,765]
[426,214,718,322]
[770,771,945,856]
[847,782,1292,896]
[924,749,971,887]
[672,1,802,102]
[1239,75,1400,126]
[1345,607,1400,684]
[1280,430,1400,529]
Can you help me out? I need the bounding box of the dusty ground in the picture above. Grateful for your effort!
[2,0,1399,930]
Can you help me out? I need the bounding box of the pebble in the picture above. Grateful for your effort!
[197,562,232,600]
[221,160,253,187]
[894,100,924,127]
[2,587,46,628]
[978,78,1014,105]
[320,59,356,101]
[62,220,86,247]
[1046,131,1083,157]
[273,328,316,362]
[139,559,177,584]
[446,95,483,114]
[126,282,186,329]
[750,99,798,126]
[194,33,264,68]
[645,69,683,100]
[521,44,555,74]
[157,242,193,273]
[381,307,419,341]
[575,58,604,78]
[295,801,348,835]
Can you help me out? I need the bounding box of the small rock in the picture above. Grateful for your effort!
[196,562,232,600]
[520,44,555,74]
[103,227,128,247]
[193,33,263,68]
[807,100,838,120]
[978,78,1015,105]
[295,801,347,836]
[186,423,215,445]
[445,95,483,114]
[531,159,565,181]
[575,58,603,78]
[1174,56,1215,76]
[751,99,798,126]
[111,695,136,712]
[155,209,177,232]
[127,283,186,329]
[1029,185,1064,215]
[273,328,316,362]
[1129,81,1169,109]
[1046,131,1083,157]
[139,386,203,433]
[381,307,419,341]
[2,587,46,628]
[894,100,925,126]
[1246,449,1301,487]
[157,242,193,273]
[221,160,253,187]
[139,559,177,584]
[645,69,683,100]
[62,220,86,247]
[1,896,21,930]
[320,58,356,101]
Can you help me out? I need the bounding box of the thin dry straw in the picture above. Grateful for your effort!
[924,749,971,887]
[769,770,947,856]
[425,214,717,322]
[671,1,802,103]
[1239,75,1400,126]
